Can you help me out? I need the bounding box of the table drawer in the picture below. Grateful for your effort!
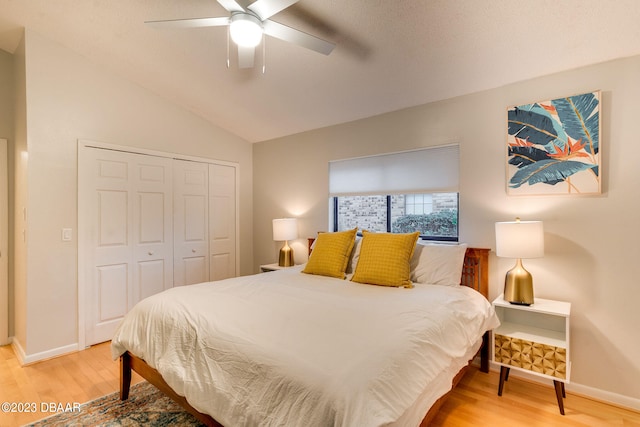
[494,334,567,380]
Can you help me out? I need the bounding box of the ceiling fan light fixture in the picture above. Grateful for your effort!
[229,13,263,48]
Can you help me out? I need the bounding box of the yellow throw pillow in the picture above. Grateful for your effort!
[302,228,358,279]
[351,231,420,288]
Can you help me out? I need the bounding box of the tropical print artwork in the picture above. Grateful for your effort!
[506,91,601,195]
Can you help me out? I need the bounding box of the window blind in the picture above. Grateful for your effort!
[329,144,459,196]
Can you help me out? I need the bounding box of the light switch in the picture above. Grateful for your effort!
[62,228,72,241]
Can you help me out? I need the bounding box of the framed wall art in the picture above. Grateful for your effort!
[506,91,601,195]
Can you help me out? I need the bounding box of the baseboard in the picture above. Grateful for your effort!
[10,337,26,365]
[487,361,640,412]
[11,338,79,365]
[568,381,640,412]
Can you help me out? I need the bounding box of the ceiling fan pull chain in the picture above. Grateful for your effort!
[226,25,231,68]
[262,34,266,74]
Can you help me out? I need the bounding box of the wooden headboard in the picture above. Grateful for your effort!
[460,247,489,298]
[307,237,489,298]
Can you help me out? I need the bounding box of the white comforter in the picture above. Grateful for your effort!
[111,266,499,427]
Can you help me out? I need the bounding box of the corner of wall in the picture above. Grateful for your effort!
[11,29,28,350]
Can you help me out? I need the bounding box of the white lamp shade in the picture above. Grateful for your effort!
[273,218,298,241]
[495,220,544,259]
[230,14,263,48]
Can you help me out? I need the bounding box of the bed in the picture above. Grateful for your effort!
[112,231,499,426]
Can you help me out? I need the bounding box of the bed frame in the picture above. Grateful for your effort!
[120,245,490,427]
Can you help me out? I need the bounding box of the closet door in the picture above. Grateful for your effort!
[82,148,173,345]
[134,156,174,300]
[209,164,237,281]
[173,159,209,286]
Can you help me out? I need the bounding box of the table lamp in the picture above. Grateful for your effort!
[495,218,544,305]
[273,218,298,267]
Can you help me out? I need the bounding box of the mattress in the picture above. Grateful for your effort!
[112,265,499,426]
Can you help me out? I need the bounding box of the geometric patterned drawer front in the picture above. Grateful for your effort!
[494,334,567,380]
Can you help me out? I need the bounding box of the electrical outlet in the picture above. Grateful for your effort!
[62,228,72,241]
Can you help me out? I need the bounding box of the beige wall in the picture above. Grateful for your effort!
[0,50,13,138]
[0,48,14,344]
[14,29,253,359]
[12,35,27,354]
[254,55,640,407]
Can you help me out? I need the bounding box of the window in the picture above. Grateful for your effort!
[329,145,459,241]
[335,195,388,233]
[332,193,458,241]
[404,194,432,215]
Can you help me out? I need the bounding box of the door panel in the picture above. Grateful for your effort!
[209,164,236,281]
[211,196,232,238]
[184,196,207,241]
[139,163,166,182]
[98,159,128,179]
[83,148,173,345]
[183,256,207,285]
[89,151,134,344]
[138,193,165,243]
[97,264,129,321]
[133,157,173,302]
[138,259,166,300]
[98,190,128,246]
[211,253,232,281]
[173,160,209,286]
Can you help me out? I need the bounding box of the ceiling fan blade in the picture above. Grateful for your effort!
[145,17,230,28]
[237,45,256,68]
[263,20,335,55]
[247,0,299,20]
[216,0,245,13]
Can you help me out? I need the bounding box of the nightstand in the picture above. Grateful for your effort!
[492,294,571,414]
[260,263,293,272]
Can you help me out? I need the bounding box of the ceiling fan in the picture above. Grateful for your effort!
[146,0,335,70]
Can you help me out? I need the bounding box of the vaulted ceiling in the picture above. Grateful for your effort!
[1,0,640,142]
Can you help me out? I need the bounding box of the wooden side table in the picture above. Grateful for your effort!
[492,294,571,414]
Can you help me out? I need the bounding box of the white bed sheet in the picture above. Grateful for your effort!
[111,266,499,427]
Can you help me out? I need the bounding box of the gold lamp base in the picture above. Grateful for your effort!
[504,258,534,305]
[278,241,294,267]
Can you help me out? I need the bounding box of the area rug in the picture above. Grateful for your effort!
[24,381,205,426]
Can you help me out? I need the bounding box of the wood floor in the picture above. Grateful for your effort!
[0,342,143,427]
[1,342,638,427]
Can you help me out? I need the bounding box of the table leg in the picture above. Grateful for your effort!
[498,366,510,396]
[553,380,565,415]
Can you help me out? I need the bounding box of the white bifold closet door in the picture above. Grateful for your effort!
[81,146,238,346]
[82,148,174,346]
[209,163,236,282]
[173,159,209,286]
[173,161,237,284]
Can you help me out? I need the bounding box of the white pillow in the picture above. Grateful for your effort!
[410,242,468,286]
[345,236,362,275]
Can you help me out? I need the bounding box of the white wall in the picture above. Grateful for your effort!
[254,55,640,408]
[14,29,253,360]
